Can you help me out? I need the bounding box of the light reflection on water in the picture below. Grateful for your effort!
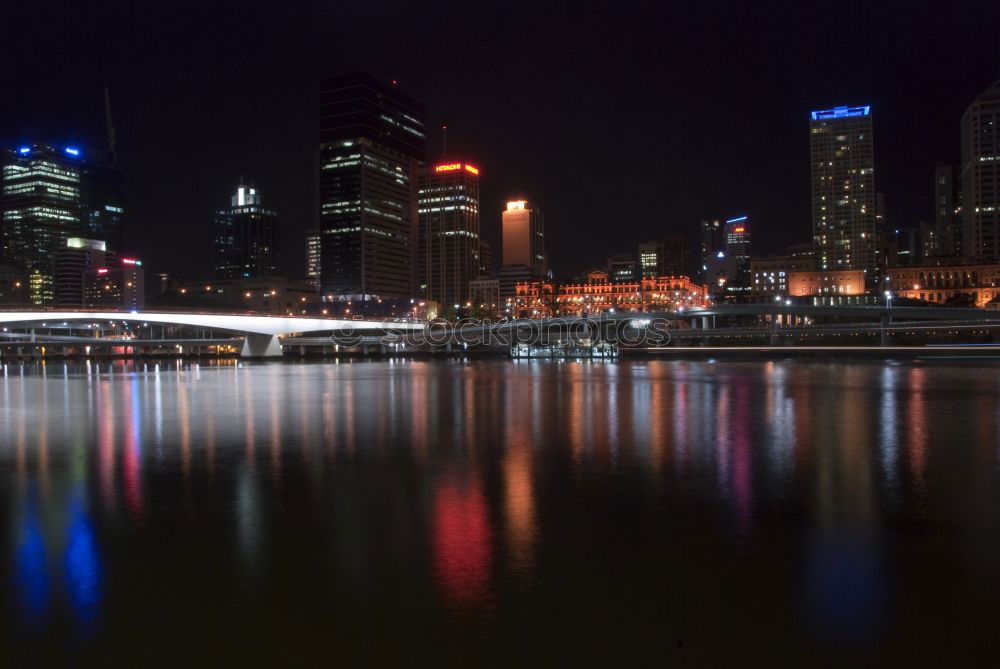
[3,358,1000,663]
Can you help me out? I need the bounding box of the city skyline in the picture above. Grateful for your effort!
[1,1,997,281]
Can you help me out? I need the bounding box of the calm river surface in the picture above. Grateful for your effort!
[3,358,1000,665]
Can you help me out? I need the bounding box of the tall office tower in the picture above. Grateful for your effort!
[417,162,481,308]
[306,230,321,290]
[478,239,493,277]
[724,215,752,289]
[319,73,426,301]
[661,235,692,277]
[810,105,876,283]
[55,237,108,306]
[1,144,83,304]
[499,199,545,299]
[925,162,962,257]
[961,80,1000,261]
[214,184,278,279]
[79,156,125,252]
[700,219,723,278]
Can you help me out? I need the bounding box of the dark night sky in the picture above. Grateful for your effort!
[2,0,998,279]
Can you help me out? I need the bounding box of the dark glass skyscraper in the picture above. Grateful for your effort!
[214,184,278,279]
[319,73,426,300]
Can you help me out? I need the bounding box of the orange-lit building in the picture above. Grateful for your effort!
[509,275,709,318]
[887,263,1000,306]
[787,269,865,297]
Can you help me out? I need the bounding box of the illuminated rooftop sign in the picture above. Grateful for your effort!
[434,162,480,175]
[122,258,142,266]
[810,105,870,121]
[506,200,526,211]
[725,215,748,223]
[17,146,30,154]
[64,147,80,156]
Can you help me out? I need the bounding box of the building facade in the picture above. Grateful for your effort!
[961,80,1000,262]
[418,162,481,309]
[510,275,708,318]
[888,261,1000,307]
[787,269,865,298]
[926,161,962,257]
[319,73,426,301]
[83,256,144,310]
[55,237,110,306]
[214,184,278,279]
[810,106,876,282]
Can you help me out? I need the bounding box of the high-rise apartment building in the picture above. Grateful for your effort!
[417,162,481,308]
[55,237,109,306]
[810,106,876,282]
[79,156,125,252]
[700,219,723,279]
[961,80,1000,262]
[214,184,278,279]
[318,73,426,301]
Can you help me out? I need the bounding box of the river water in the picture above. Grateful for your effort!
[2,358,999,665]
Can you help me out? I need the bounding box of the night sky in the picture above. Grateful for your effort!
[2,0,998,279]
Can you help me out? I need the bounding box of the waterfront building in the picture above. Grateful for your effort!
[214,184,278,279]
[319,73,426,301]
[499,199,545,302]
[961,79,1000,262]
[55,237,110,306]
[1,144,83,304]
[509,275,708,318]
[810,105,877,282]
[469,277,500,317]
[306,230,321,290]
[83,255,144,310]
[888,260,1000,307]
[639,237,692,280]
[418,162,481,309]
[787,269,865,298]
[751,254,815,296]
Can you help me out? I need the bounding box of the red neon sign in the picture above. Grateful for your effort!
[464,164,479,175]
[733,226,745,233]
[97,268,108,274]
[435,163,462,172]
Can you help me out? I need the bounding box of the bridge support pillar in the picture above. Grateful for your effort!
[241,334,283,358]
[880,315,890,347]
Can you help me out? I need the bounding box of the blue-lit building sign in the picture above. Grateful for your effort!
[725,215,748,224]
[64,147,80,156]
[811,106,871,121]
[17,146,31,154]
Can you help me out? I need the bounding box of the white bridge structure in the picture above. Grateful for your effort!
[0,311,425,357]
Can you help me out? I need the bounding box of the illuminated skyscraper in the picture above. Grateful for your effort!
[418,162,481,309]
[318,73,426,300]
[810,105,876,281]
[214,184,278,279]
[1,144,83,304]
[961,79,1000,261]
[499,199,545,300]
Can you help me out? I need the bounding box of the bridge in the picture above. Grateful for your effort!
[0,310,423,358]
